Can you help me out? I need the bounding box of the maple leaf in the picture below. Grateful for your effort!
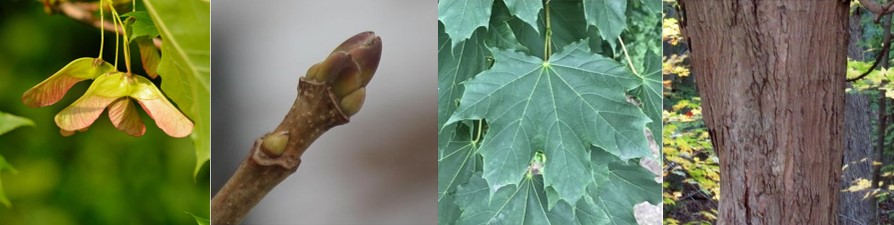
[447,40,651,205]
[453,147,659,225]
[438,0,495,47]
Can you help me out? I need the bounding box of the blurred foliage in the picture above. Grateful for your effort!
[845,5,894,222]
[0,1,208,225]
[662,1,718,224]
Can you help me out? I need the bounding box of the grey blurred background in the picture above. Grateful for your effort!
[210,1,436,224]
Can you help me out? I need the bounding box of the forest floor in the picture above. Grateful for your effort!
[665,182,716,224]
[881,198,894,224]
[668,186,894,224]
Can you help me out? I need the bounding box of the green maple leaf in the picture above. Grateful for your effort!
[447,40,651,206]
[439,22,488,224]
[437,122,478,204]
[503,0,543,32]
[121,11,159,41]
[454,173,556,225]
[495,0,600,59]
[585,147,661,225]
[438,0,495,47]
[583,0,627,45]
[486,20,529,52]
[438,23,488,135]
[634,51,661,147]
[453,148,658,225]
[144,0,211,176]
[438,123,479,225]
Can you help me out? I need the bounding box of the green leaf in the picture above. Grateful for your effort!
[549,0,592,51]
[641,0,661,14]
[438,22,488,224]
[583,0,627,44]
[122,11,160,41]
[438,123,478,203]
[587,148,661,225]
[503,0,542,32]
[448,40,651,205]
[143,0,210,176]
[454,173,554,225]
[486,20,529,52]
[438,23,488,133]
[498,0,595,59]
[438,0,494,47]
[439,194,463,225]
[0,112,33,136]
[186,212,210,225]
[454,149,659,225]
[0,112,31,207]
[634,51,661,147]
[0,155,17,207]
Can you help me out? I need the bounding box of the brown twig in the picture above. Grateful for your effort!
[846,31,894,82]
[210,79,351,225]
[211,31,380,225]
[52,1,163,49]
[860,0,894,22]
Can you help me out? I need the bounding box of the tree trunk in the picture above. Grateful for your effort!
[839,8,878,225]
[680,1,848,224]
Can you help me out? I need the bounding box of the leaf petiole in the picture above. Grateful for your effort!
[618,36,640,76]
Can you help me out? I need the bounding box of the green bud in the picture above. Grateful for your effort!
[314,52,351,82]
[332,63,362,98]
[305,63,321,81]
[261,131,290,157]
[339,87,366,116]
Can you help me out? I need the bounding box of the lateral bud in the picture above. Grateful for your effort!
[339,87,366,116]
[260,131,290,157]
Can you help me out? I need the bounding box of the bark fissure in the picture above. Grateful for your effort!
[681,1,848,224]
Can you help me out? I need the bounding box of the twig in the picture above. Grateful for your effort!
[52,1,163,49]
[846,31,894,82]
[859,0,894,22]
[211,31,380,225]
[210,79,351,224]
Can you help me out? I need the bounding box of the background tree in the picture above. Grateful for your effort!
[840,5,876,225]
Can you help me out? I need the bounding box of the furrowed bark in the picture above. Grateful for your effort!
[210,79,349,225]
[681,1,848,224]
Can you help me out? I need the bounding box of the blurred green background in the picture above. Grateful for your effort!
[0,1,209,225]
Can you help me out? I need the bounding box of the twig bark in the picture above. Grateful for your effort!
[52,1,163,49]
[210,79,351,225]
[860,0,894,22]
